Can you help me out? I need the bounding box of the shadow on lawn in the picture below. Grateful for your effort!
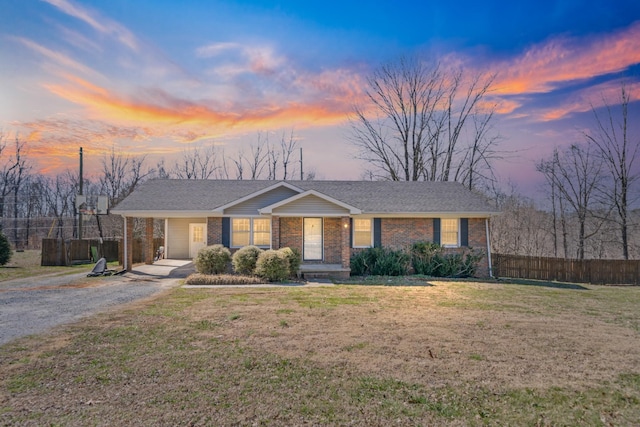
[495,277,589,290]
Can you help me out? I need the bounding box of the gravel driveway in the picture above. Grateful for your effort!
[0,260,194,346]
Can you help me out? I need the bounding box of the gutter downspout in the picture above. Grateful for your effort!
[485,218,493,278]
[123,216,128,271]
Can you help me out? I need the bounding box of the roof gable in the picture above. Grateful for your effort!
[216,182,302,215]
[260,190,361,216]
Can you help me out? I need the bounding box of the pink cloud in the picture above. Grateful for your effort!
[539,80,640,121]
[493,21,640,95]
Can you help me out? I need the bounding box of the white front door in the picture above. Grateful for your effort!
[189,223,207,258]
[303,218,323,261]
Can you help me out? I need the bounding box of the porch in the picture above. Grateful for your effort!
[298,263,350,280]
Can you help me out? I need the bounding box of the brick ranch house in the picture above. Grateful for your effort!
[111,179,499,278]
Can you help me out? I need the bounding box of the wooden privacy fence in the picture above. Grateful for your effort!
[493,253,640,285]
[43,237,164,266]
[42,239,121,266]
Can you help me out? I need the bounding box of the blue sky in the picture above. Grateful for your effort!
[1,0,639,194]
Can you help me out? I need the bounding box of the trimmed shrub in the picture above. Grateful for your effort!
[279,247,301,278]
[255,249,290,282]
[0,232,11,266]
[350,247,410,276]
[232,245,262,275]
[194,244,231,274]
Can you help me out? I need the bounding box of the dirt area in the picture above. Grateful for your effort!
[186,284,640,392]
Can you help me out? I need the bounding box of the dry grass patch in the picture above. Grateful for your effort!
[1,281,639,426]
[0,250,104,284]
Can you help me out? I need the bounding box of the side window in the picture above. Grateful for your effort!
[441,219,459,247]
[353,218,373,247]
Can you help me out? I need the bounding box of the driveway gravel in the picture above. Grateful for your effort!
[0,260,194,346]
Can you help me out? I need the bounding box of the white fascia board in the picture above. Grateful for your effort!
[259,190,362,214]
[211,181,303,213]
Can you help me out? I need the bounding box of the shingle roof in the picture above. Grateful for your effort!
[111,179,498,216]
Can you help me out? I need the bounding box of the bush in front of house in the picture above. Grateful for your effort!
[279,247,301,278]
[232,245,263,275]
[410,241,484,278]
[410,241,442,276]
[194,244,231,274]
[255,249,290,282]
[350,247,411,276]
[0,231,12,266]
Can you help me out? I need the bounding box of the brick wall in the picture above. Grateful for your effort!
[280,217,302,253]
[381,218,433,249]
[207,217,222,245]
[468,218,489,277]
[323,217,342,264]
[271,215,280,249]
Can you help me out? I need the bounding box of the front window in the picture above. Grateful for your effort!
[231,218,271,247]
[441,219,459,247]
[353,218,373,247]
[253,218,271,246]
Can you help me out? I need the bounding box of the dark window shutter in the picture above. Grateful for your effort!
[460,218,469,247]
[433,218,441,245]
[222,217,230,247]
[373,218,382,248]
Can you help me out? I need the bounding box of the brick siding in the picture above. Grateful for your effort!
[279,217,302,253]
[323,217,342,264]
[207,217,222,245]
[381,218,433,249]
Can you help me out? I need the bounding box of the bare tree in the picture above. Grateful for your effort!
[171,144,219,179]
[10,138,29,247]
[349,56,498,186]
[100,148,153,205]
[248,136,268,180]
[44,172,76,239]
[584,84,639,259]
[537,144,606,259]
[0,134,23,231]
[490,189,554,257]
[279,130,298,180]
[454,108,501,190]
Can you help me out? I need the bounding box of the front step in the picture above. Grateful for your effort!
[298,264,350,280]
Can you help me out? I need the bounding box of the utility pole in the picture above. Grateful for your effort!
[78,147,83,240]
[300,147,303,180]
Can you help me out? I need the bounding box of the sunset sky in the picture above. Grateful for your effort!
[1,0,639,195]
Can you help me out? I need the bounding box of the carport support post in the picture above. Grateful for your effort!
[124,217,134,271]
[144,218,154,264]
[340,216,350,269]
